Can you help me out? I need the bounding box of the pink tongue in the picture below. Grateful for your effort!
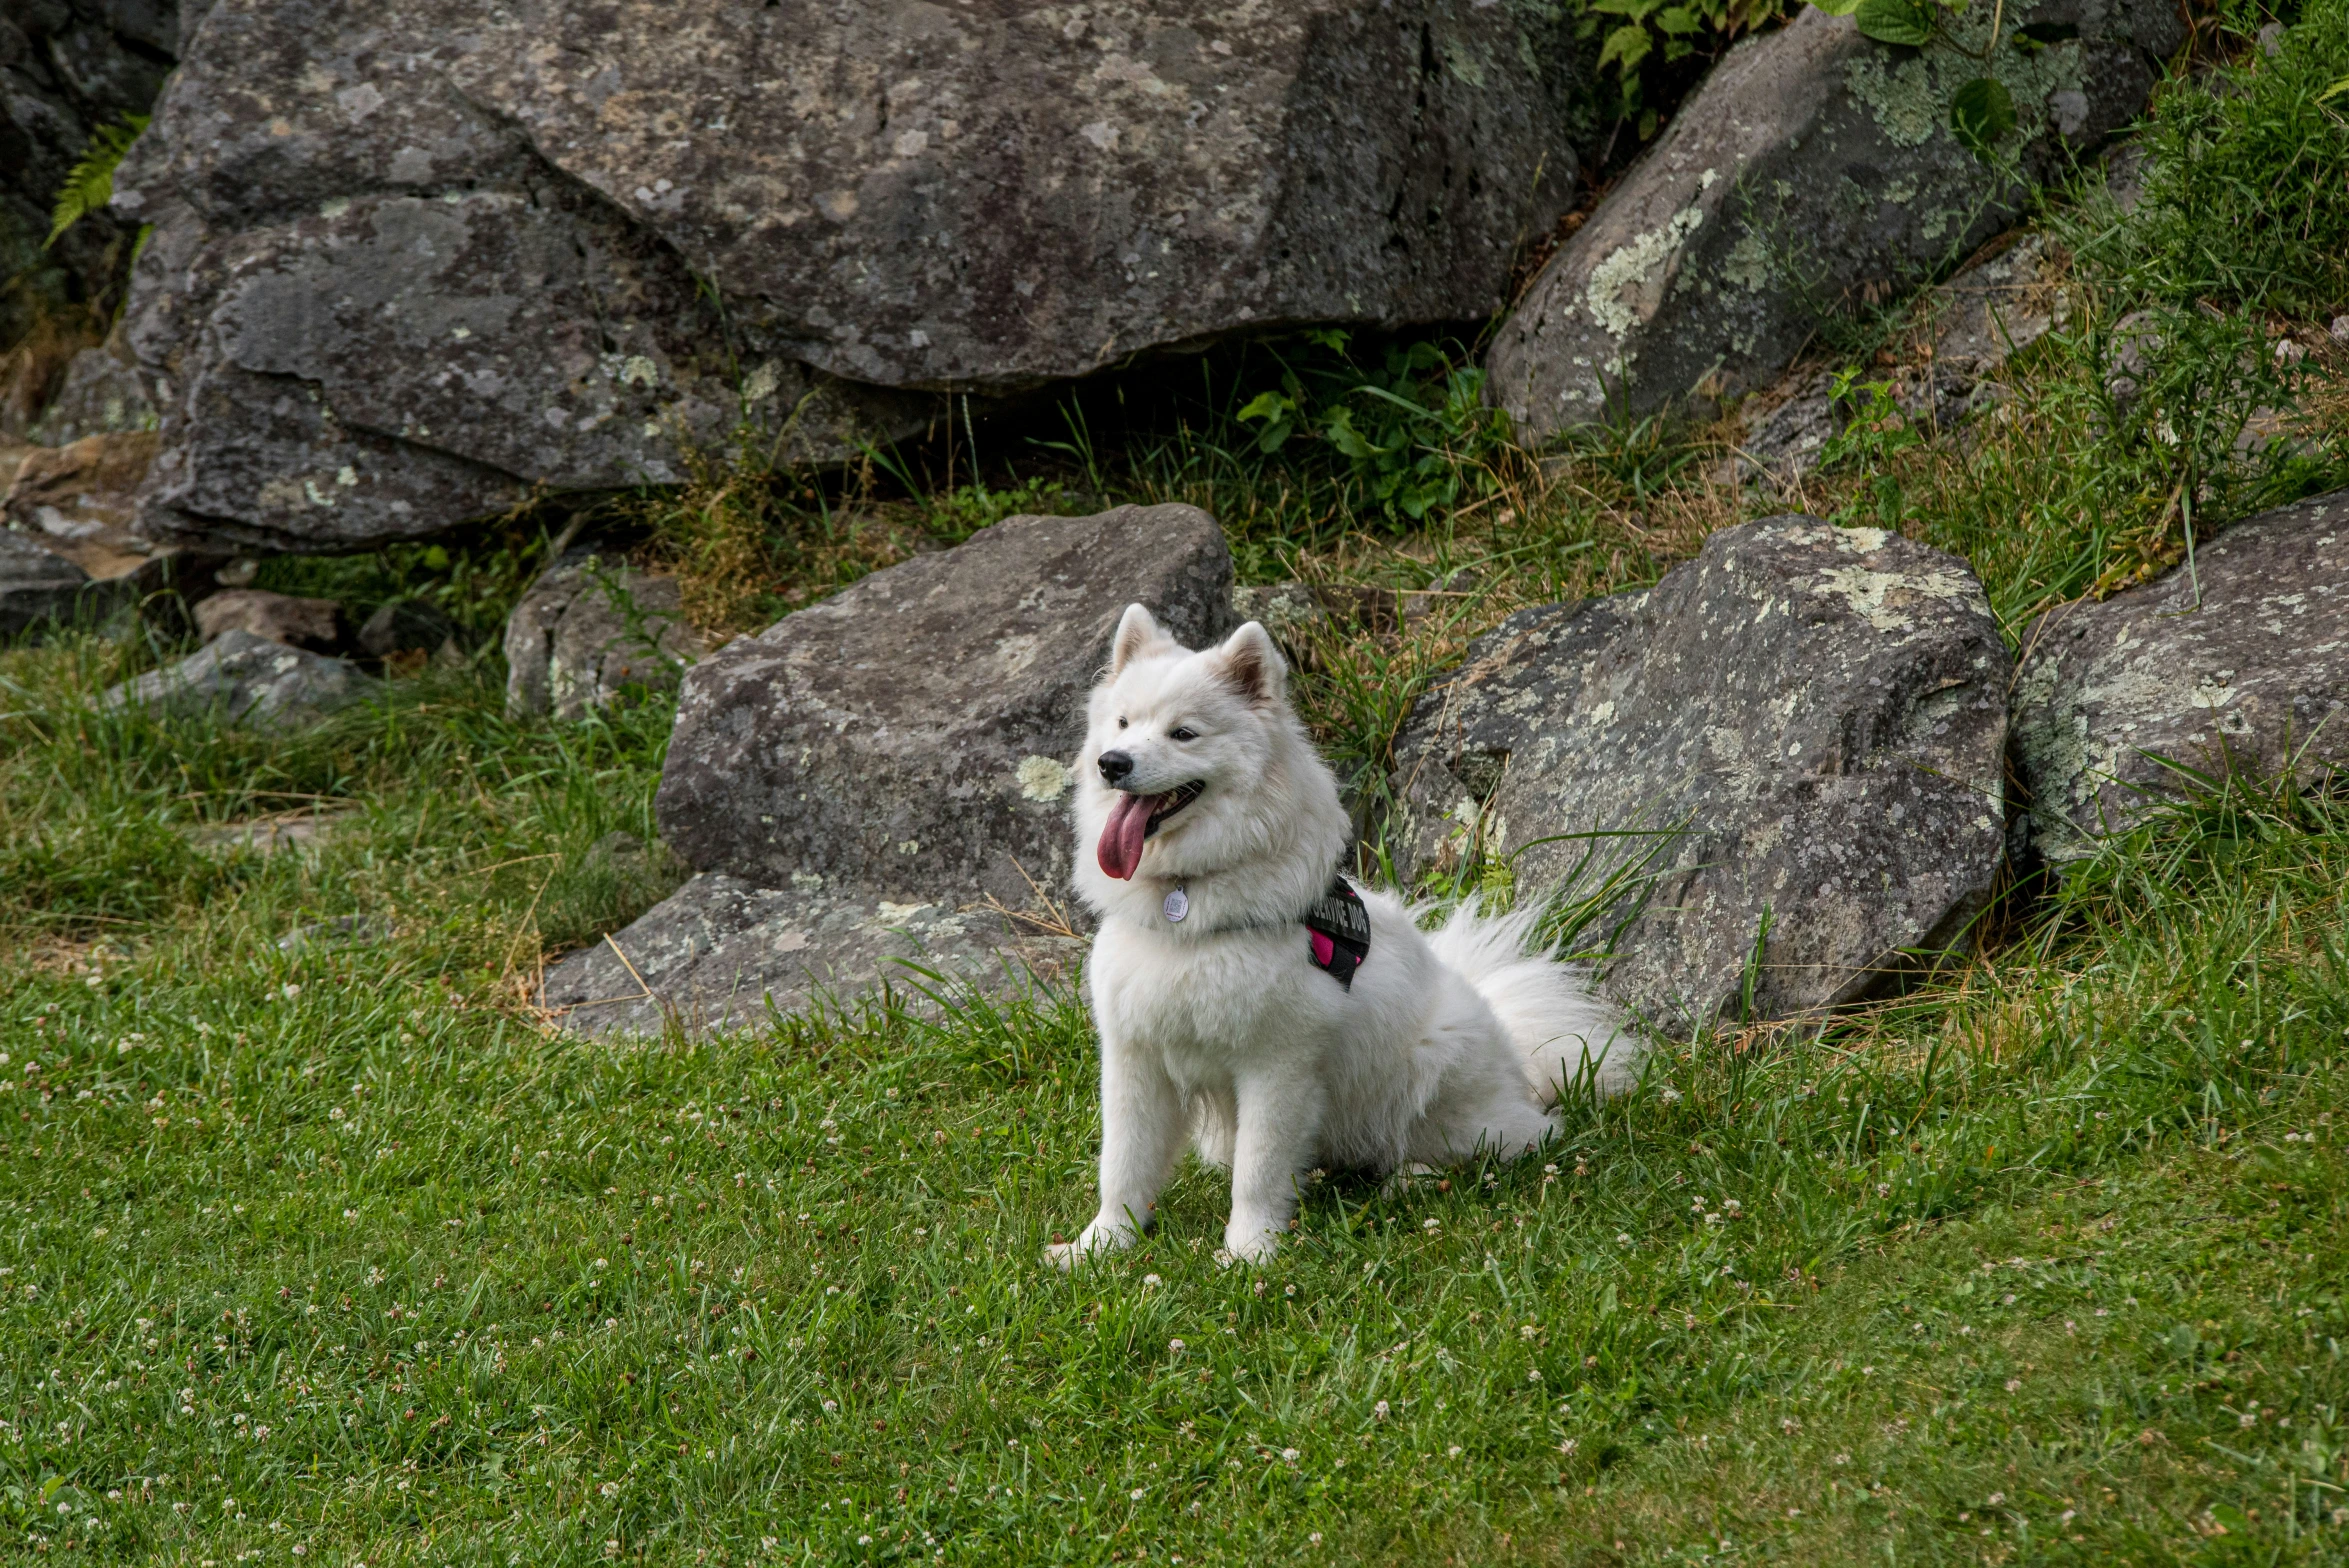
[1098,791,1156,881]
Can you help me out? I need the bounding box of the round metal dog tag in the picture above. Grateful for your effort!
[1162,887,1189,923]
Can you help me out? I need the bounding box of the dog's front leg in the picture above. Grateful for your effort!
[1223,1065,1324,1264]
[1047,1031,1184,1271]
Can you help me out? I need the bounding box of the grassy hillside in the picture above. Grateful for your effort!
[3,5,2347,1563]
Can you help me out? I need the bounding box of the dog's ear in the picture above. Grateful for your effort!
[1109,603,1170,677]
[1213,621,1286,708]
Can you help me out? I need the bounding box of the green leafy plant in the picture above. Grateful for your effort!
[1817,368,1925,528]
[1583,0,1789,136]
[46,113,148,247]
[2073,4,2349,319]
[1809,0,2017,157]
[1235,332,1514,526]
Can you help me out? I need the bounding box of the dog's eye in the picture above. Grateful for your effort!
[1117,717,1128,729]
[1170,727,1197,742]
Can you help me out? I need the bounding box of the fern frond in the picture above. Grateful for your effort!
[46,113,151,249]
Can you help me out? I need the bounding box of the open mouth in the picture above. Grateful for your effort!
[1097,781,1205,880]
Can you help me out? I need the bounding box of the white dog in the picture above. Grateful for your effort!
[1049,605,1638,1267]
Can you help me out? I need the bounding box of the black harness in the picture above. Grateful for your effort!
[1301,874,1372,990]
[1160,868,1373,990]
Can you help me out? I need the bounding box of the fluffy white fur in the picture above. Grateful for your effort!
[1050,605,1640,1267]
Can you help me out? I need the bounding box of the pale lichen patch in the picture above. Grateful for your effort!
[1721,226,1773,292]
[1015,754,1071,802]
[1813,565,1972,632]
[1585,200,1710,341]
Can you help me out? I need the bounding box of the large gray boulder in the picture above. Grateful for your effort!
[540,873,1083,1039]
[114,0,1594,555]
[2011,489,2349,865]
[504,550,704,721]
[102,627,377,729]
[545,504,1232,1033]
[657,504,1233,909]
[1390,517,2009,1034]
[1488,0,2181,442]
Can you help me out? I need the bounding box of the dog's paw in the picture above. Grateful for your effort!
[1219,1227,1283,1267]
[1046,1219,1136,1271]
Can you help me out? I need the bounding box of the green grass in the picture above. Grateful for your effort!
[2,662,2347,1564]
[2079,1,2349,321]
[5,7,2349,1562]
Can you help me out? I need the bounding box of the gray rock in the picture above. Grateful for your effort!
[2011,489,2349,865]
[1900,233,2063,426]
[114,0,1595,554]
[540,871,1084,1038]
[357,597,459,661]
[27,345,158,446]
[1488,0,2181,441]
[503,551,704,721]
[1390,517,2009,1034]
[194,588,342,651]
[1720,233,2065,488]
[657,504,1233,911]
[1721,369,1850,489]
[103,627,378,729]
[1,528,129,639]
[190,809,350,856]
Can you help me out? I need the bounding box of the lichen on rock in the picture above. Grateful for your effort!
[2011,489,2349,866]
[1389,516,2010,1035]
[1489,0,2179,440]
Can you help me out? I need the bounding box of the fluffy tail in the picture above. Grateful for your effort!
[1422,902,1643,1107]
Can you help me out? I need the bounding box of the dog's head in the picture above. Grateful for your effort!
[1076,604,1294,885]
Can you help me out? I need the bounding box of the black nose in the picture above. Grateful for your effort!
[1098,750,1134,785]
